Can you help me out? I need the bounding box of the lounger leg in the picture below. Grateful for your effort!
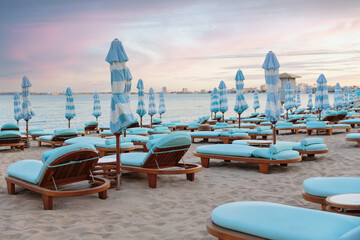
[38,141,41,147]
[346,128,350,132]
[201,157,210,168]
[351,124,355,128]
[186,173,195,181]
[295,129,299,134]
[280,163,288,167]
[32,136,36,140]
[357,142,360,148]
[224,160,231,163]
[250,136,256,139]
[262,136,267,140]
[307,154,315,157]
[51,143,55,148]
[307,130,311,135]
[223,139,229,144]
[321,204,327,211]
[147,174,157,188]
[98,190,108,199]
[191,137,195,143]
[21,145,24,150]
[99,151,105,158]
[143,145,148,152]
[258,163,269,174]
[7,181,16,195]
[42,195,53,210]
[328,129,332,135]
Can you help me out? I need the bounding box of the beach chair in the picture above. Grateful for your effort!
[346,133,360,147]
[306,121,351,135]
[38,129,78,148]
[99,126,110,132]
[302,177,360,211]
[148,126,171,134]
[0,131,24,151]
[190,130,249,144]
[193,143,301,174]
[94,132,202,188]
[340,118,360,128]
[84,121,99,134]
[1,123,20,131]
[5,143,110,210]
[275,122,305,135]
[247,126,273,139]
[207,201,360,240]
[321,111,338,122]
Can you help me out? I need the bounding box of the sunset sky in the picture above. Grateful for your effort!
[0,0,359,92]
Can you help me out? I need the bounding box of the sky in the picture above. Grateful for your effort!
[0,0,359,92]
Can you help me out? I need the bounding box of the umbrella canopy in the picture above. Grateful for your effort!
[234,70,248,127]
[158,91,166,117]
[296,90,301,108]
[333,83,343,109]
[307,88,313,109]
[21,76,35,120]
[349,89,355,103]
[284,82,294,111]
[210,88,220,117]
[218,80,228,121]
[14,92,22,124]
[65,87,76,128]
[344,87,349,106]
[105,39,135,190]
[262,51,282,144]
[148,88,157,127]
[92,92,101,119]
[253,90,260,112]
[314,74,330,118]
[136,79,146,126]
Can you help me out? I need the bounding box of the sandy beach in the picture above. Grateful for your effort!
[0,128,358,240]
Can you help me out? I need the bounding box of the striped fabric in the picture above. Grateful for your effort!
[290,89,296,108]
[262,51,283,122]
[159,91,166,115]
[349,90,355,103]
[136,79,146,117]
[65,87,76,120]
[210,88,219,113]
[92,92,101,118]
[344,87,349,106]
[105,39,135,133]
[234,69,248,114]
[314,74,330,111]
[333,83,343,108]
[148,88,157,116]
[253,90,260,111]
[296,91,301,108]
[218,80,228,113]
[307,88,313,109]
[21,76,35,120]
[14,93,22,121]
[284,82,294,110]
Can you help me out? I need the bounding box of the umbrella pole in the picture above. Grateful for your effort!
[319,110,321,120]
[150,115,153,128]
[68,119,71,128]
[272,121,277,144]
[17,120,19,125]
[286,110,288,120]
[254,109,256,113]
[26,120,29,146]
[140,116,143,128]
[214,113,217,119]
[96,117,98,121]
[160,114,162,119]
[211,112,213,119]
[115,132,121,190]
[223,113,225,122]
[238,113,241,128]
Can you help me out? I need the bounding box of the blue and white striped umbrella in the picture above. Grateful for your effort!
[234,70,248,127]
[284,82,294,111]
[105,39,134,134]
[148,87,157,116]
[14,92,22,124]
[290,89,296,109]
[307,88,313,109]
[210,88,219,116]
[314,74,330,113]
[158,91,166,117]
[296,90,301,108]
[344,87,349,106]
[349,89,355,103]
[136,79,146,126]
[333,83,343,109]
[21,76,35,120]
[65,87,76,122]
[218,80,228,120]
[92,92,101,119]
[253,90,260,112]
[262,51,282,144]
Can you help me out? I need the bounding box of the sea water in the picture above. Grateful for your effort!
[0,93,334,131]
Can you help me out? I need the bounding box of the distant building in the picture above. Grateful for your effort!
[162,87,168,94]
[279,73,301,102]
[200,89,207,94]
[260,84,267,92]
[182,88,189,93]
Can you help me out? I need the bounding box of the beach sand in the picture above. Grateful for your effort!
[0,128,358,239]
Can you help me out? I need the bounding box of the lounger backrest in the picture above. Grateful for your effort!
[1,123,20,131]
[51,129,78,141]
[142,132,191,168]
[0,131,21,143]
[39,144,98,188]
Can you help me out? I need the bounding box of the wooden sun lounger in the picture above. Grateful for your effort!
[302,190,328,211]
[346,137,360,147]
[96,145,136,157]
[31,132,85,140]
[38,134,78,148]
[296,149,329,157]
[191,135,249,144]
[193,152,301,174]
[307,126,351,135]
[0,137,25,151]
[85,125,99,134]
[175,125,188,130]
[248,133,272,140]
[6,149,110,210]
[275,126,306,135]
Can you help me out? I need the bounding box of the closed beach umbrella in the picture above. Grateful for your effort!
[253,90,260,112]
[65,87,76,128]
[290,89,296,110]
[148,87,157,127]
[158,91,166,118]
[21,76,35,142]
[344,87,349,106]
[105,39,135,190]
[136,79,146,127]
[262,51,282,144]
[14,92,22,125]
[314,74,330,120]
[284,82,293,119]
[218,80,228,121]
[333,83,343,109]
[296,89,301,109]
[92,92,101,121]
[349,89,355,104]
[210,88,219,118]
[233,69,248,128]
[307,88,313,109]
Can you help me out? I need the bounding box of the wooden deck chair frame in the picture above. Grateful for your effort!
[96,145,136,157]
[93,144,202,188]
[297,149,328,157]
[191,135,249,144]
[275,127,300,135]
[5,149,110,210]
[193,152,301,174]
[38,134,78,148]
[85,124,99,134]
[0,136,24,151]
[346,138,360,147]
[302,190,328,211]
[248,133,272,140]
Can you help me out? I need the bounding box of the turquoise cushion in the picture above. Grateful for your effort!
[152,118,162,124]
[301,138,324,146]
[120,152,149,167]
[293,143,327,151]
[54,129,78,136]
[331,124,350,128]
[215,122,228,127]
[252,148,299,160]
[27,129,44,134]
[228,128,247,134]
[341,119,360,124]
[85,121,98,127]
[346,133,360,139]
[231,133,248,137]
[212,201,360,240]
[100,131,113,136]
[95,142,134,149]
[146,138,160,151]
[75,128,85,134]
[38,135,53,141]
[104,138,130,145]
[276,121,293,127]
[219,132,230,137]
[7,160,44,184]
[31,131,54,136]
[0,131,21,139]
[196,144,256,157]
[248,130,273,134]
[175,123,188,127]
[269,142,293,154]
[162,123,176,127]
[303,177,360,197]
[153,132,191,149]
[340,225,360,240]
[1,123,19,131]
[65,137,105,145]
[307,121,327,128]
[149,134,168,140]
[125,135,149,143]
[127,128,149,135]
[190,131,220,137]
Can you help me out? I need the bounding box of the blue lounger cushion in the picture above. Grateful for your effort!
[211,201,360,240]
[293,143,327,151]
[301,138,324,146]
[303,177,360,198]
[125,135,149,143]
[346,133,360,139]
[306,121,327,128]
[154,132,191,149]
[100,131,113,136]
[190,131,221,137]
[252,148,299,160]
[85,121,98,127]
[104,138,131,145]
[26,129,44,134]
[127,128,149,135]
[31,131,54,136]
[54,129,78,136]
[248,129,272,134]
[196,144,256,157]
[1,123,19,131]
[100,152,149,167]
[330,124,351,128]
[38,135,53,141]
[149,134,169,140]
[95,142,134,149]
[269,142,293,154]
[0,131,21,139]
[65,137,105,145]
[162,123,176,127]
[75,128,85,134]
[152,118,162,124]
[227,128,247,133]
[341,119,360,124]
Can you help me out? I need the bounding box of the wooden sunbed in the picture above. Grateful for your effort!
[193,152,301,174]
[248,133,272,140]
[96,145,136,157]
[94,144,202,188]
[85,124,99,134]
[0,136,25,151]
[5,149,110,210]
[307,126,351,135]
[191,135,249,144]
[38,134,78,148]
[275,126,306,135]
[302,190,328,211]
[345,137,360,147]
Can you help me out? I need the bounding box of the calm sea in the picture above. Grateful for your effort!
[0,93,335,131]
